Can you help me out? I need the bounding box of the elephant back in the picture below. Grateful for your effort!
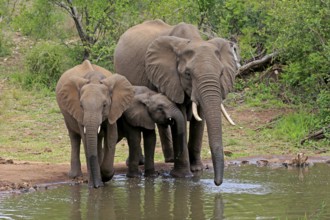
[114,20,171,89]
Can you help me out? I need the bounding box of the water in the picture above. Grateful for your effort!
[1,163,330,219]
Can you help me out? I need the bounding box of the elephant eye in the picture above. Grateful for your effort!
[156,105,163,112]
[185,70,191,77]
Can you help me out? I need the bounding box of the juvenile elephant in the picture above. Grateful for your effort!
[114,20,240,186]
[117,86,185,178]
[56,60,134,188]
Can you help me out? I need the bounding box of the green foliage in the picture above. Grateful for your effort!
[11,0,72,40]
[269,0,330,100]
[244,83,285,108]
[234,74,286,108]
[138,0,197,24]
[17,41,81,91]
[316,90,330,126]
[268,111,317,144]
[0,31,12,57]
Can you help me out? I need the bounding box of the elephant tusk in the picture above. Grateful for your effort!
[221,104,236,126]
[84,126,86,134]
[230,44,241,69]
[192,102,202,121]
[98,126,101,134]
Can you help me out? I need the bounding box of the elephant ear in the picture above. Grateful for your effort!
[56,76,89,123]
[145,36,190,104]
[208,38,238,99]
[101,74,134,125]
[124,93,155,130]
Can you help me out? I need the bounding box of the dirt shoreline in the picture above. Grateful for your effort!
[1,155,329,195]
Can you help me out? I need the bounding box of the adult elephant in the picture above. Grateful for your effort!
[117,86,185,178]
[56,60,134,188]
[114,20,240,186]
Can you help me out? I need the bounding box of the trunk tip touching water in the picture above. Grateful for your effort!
[89,155,104,188]
[214,178,223,186]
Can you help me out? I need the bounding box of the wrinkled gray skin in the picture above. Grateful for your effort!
[56,60,134,188]
[114,20,240,186]
[117,86,186,178]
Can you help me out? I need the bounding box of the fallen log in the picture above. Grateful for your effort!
[300,124,330,145]
[237,52,279,76]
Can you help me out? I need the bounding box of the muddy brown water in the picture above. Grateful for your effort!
[0,163,330,219]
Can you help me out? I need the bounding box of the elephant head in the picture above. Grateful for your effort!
[145,33,240,185]
[57,69,134,188]
[124,86,185,156]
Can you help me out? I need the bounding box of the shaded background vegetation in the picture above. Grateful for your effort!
[0,0,329,148]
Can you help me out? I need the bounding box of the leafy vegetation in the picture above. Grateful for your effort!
[0,0,329,163]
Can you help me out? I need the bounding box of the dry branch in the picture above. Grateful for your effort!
[237,52,279,76]
[301,124,330,145]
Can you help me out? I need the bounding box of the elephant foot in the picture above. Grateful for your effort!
[68,169,83,179]
[170,168,193,178]
[190,161,204,172]
[144,169,158,178]
[101,169,115,182]
[127,170,142,178]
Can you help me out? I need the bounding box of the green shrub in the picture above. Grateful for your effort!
[23,41,81,91]
[316,90,330,127]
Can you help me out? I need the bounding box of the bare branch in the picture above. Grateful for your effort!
[53,1,73,16]
[237,52,279,76]
[301,124,330,145]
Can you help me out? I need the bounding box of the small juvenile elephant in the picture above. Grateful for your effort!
[56,60,134,188]
[117,86,185,178]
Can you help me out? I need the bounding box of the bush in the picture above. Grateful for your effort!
[316,90,330,127]
[23,41,81,90]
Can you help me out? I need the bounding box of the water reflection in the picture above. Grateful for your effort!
[67,176,225,220]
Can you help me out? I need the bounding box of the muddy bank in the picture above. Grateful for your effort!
[1,155,330,195]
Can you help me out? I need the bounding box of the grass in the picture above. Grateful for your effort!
[1,74,329,166]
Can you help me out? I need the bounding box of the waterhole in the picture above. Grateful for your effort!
[1,163,329,219]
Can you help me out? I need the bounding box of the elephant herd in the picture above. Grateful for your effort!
[55,20,240,188]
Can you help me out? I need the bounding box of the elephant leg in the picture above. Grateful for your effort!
[68,130,83,178]
[125,146,145,166]
[100,123,116,182]
[126,128,143,178]
[157,124,174,163]
[143,129,157,177]
[170,120,193,178]
[188,117,205,171]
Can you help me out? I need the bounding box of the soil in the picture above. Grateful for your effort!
[1,154,330,194]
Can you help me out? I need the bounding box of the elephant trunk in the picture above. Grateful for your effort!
[170,106,185,159]
[84,116,103,188]
[197,75,224,186]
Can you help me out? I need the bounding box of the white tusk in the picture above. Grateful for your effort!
[98,126,101,134]
[192,102,202,121]
[84,127,86,134]
[230,45,241,69]
[221,103,236,126]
